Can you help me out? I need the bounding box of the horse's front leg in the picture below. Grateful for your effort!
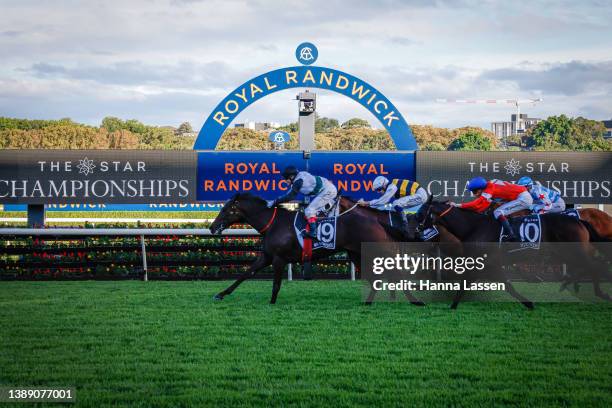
[270,257,287,304]
[346,251,375,306]
[504,280,535,309]
[402,289,426,306]
[365,282,377,306]
[214,253,272,300]
[590,267,612,301]
[450,288,465,309]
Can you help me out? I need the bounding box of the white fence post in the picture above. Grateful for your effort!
[287,263,293,281]
[140,234,148,282]
[350,263,356,281]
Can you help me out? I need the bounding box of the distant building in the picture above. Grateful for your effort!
[491,113,542,139]
[603,119,612,139]
[179,132,197,138]
[234,121,280,131]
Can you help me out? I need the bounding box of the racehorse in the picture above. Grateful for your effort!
[209,193,424,305]
[338,196,462,247]
[416,197,611,308]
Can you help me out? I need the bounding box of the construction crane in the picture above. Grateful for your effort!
[436,98,543,148]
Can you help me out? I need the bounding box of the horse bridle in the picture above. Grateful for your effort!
[258,207,277,234]
[417,202,453,232]
[225,199,277,234]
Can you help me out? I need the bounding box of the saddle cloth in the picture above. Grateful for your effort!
[501,214,542,250]
[293,213,337,251]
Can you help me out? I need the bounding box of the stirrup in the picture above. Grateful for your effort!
[502,233,518,242]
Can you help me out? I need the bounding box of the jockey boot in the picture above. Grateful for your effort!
[499,216,517,242]
[395,206,409,233]
[302,217,318,240]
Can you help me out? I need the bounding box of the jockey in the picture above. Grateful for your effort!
[456,177,533,241]
[359,176,429,211]
[517,176,566,214]
[268,165,337,239]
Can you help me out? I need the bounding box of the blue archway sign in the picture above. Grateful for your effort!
[194,65,418,150]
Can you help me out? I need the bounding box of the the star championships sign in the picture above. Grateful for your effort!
[0,150,197,204]
[416,151,611,204]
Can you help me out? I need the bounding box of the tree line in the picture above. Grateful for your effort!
[0,114,609,151]
[522,115,611,151]
[0,117,193,150]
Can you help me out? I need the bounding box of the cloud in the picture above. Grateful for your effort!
[0,77,223,127]
[389,36,421,47]
[1,0,611,130]
[1,30,22,37]
[480,60,612,96]
[24,60,245,90]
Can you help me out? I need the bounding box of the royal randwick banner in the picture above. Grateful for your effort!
[0,150,197,204]
[196,151,416,201]
[416,151,612,204]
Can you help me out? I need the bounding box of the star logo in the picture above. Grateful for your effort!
[504,158,522,177]
[76,157,96,176]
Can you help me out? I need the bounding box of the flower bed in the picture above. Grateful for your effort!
[0,234,350,280]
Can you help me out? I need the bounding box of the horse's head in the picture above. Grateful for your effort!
[209,193,266,235]
[415,196,453,232]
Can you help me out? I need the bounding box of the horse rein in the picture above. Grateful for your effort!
[338,203,358,217]
[438,205,454,219]
[418,202,452,232]
[259,207,277,234]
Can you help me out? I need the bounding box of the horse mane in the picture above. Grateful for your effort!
[456,207,493,222]
[234,192,298,213]
[431,200,492,222]
[234,192,268,205]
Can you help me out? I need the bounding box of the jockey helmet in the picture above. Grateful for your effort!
[372,176,389,192]
[517,176,534,187]
[281,165,298,180]
[467,176,487,192]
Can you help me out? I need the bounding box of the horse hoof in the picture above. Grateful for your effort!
[524,302,535,310]
[411,301,426,307]
[363,301,373,306]
[213,294,224,301]
[450,304,458,310]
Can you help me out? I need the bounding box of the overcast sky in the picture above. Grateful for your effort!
[1,0,611,131]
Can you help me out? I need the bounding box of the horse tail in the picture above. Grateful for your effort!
[580,219,609,242]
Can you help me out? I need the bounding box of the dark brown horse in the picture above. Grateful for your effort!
[416,198,611,307]
[209,193,424,305]
[338,196,462,248]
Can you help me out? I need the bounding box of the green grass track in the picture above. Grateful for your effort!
[1,281,611,407]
